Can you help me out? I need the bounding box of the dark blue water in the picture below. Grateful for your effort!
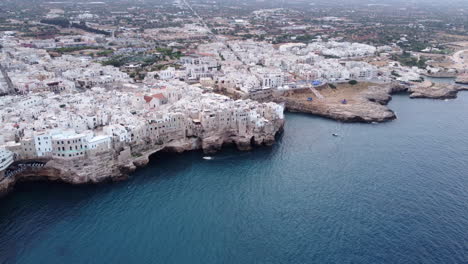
[1,94,468,264]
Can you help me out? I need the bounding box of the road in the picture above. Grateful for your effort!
[181,0,260,84]
[0,63,15,94]
[452,49,468,70]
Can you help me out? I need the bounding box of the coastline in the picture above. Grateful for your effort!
[0,120,285,198]
[276,84,401,123]
[2,81,467,198]
[275,81,468,123]
[455,76,468,85]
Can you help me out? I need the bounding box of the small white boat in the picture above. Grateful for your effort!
[203,156,213,160]
[332,133,339,137]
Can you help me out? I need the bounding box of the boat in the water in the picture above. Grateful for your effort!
[203,156,213,160]
[332,133,339,137]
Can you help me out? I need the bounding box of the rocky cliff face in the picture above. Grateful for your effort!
[409,83,468,99]
[455,75,468,85]
[277,84,407,123]
[283,97,396,123]
[0,151,127,197]
[0,119,284,197]
[276,81,468,123]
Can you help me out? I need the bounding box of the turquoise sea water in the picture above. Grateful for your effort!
[1,93,468,264]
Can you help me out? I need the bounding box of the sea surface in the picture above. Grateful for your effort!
[424,76,461,84]
[1,93,468,264]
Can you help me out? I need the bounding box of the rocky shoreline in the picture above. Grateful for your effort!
[0,120,284,197]
[275,81,468,123]
[409,82,468,99]
[2,80,466,197]
[455,75,468,85]
[277,85,402,123]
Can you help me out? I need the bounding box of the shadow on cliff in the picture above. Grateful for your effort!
[131,134,284,184]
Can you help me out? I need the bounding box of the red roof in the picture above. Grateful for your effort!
[144,93,166,103]
[152,93,165,100]
[144,95,153,103]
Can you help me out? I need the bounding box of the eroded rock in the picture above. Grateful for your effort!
[0,120,284,197]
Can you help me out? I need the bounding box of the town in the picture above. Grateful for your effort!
[2,1,468,263]
[0,32,285,188]
[1,0,467,192]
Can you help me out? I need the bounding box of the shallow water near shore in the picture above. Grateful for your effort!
[425,76,468,87]
[1,93,468,264]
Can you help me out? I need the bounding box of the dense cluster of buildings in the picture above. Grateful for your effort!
[0,35,131,94]
[143,24,211,41]
[0,35,284,178]
[158,40,387,95]
[0,81,283,161]
[0,12,426,180]
[22,34,100,50]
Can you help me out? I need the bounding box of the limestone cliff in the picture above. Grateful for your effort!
[276,84,407,123]
[455,75,468,85]
[409,83,468,99]
[0,119,284,197]
[276,82,467,123]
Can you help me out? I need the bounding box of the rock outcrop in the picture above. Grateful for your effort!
[276,81,468,123]
[409,82,468,99]
[283,97,396,123]
[455,75,468,85]
[277,84,407,123]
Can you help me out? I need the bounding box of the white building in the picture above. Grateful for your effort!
[51,131,87,159]
[34,132,53,157]
[0,148,14,172]
[88,135,111,152]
